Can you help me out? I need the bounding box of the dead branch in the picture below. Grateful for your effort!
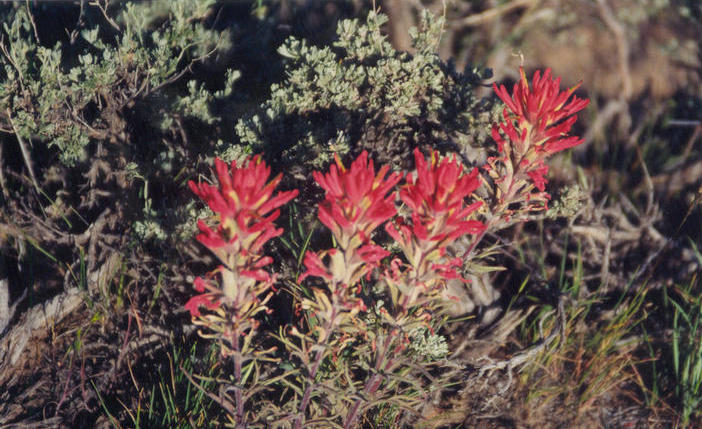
[596,0,633,138]
[6,109,39,194]
[91,0,120,31]
[0,252,121,387]
[0,287,84,384]
[25,0,41,44]
[473,294,566,394]
[453,0,536,28]
[0,139,9,200]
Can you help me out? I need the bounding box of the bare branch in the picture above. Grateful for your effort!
[91,0,120,31]
[0,141,9,200]
[454,0,536,28]
[25,0,41,44]
[6,109,39,194]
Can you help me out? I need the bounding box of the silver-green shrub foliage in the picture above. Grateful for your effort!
[0,0,236,167]
[235,10,499,169]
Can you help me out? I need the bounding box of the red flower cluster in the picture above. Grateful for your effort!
[492,67,589,158]
[385,149,484,281]
[389,148,484,248]
[299,151,401,288]
[312,151,402,251]
[189,157,299,255]
[300,149,486,301]
[186,156,299,317]
[486,67,589,211]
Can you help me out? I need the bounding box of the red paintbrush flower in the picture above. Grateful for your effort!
[189,156,299,256]
[487,67,589,211]
[299,152,400,289]
[401,148,480,215]
[384,149,484,285]
[313,151,402,250]
[493,67,589,156]
[191,156,299,221]
[187,155,298,322]
[392,148,485,248]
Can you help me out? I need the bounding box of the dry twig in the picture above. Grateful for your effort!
[454,0,536,28]
[474,295,566,394]
[596,0,633,137]
[6,109,39,194]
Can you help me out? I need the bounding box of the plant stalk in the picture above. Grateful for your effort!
[343,327,397,429]
[294,305,337,429]
[232,326,245,425]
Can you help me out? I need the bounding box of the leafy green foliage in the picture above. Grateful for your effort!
[662,277,702,426]
[0,0,234,167]
[234,10,499,170]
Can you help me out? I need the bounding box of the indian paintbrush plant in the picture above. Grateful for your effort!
[186,156,299,424]
[184,65,588,426]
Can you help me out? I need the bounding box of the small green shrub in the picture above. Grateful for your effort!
[234,10,499,170]
[0,0,235,167]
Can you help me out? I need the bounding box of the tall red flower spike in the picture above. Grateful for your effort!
[487,67,589,212]
[186,155,299,317]
[189,156,299,263]
[312,151,402,251]
[300,151,399,288]
[386,148,484,280]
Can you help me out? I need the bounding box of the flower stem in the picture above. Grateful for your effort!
[232,326,245,424]
[294,306,337,429]
[461,168,526,261]
[343,327,397,429]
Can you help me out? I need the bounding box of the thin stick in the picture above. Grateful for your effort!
[25,0,41,44]
[456,0,535,27]
[596,0,632,100]
[0,140,9,200]
[93,0,120,31]
[6,109,39,194]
